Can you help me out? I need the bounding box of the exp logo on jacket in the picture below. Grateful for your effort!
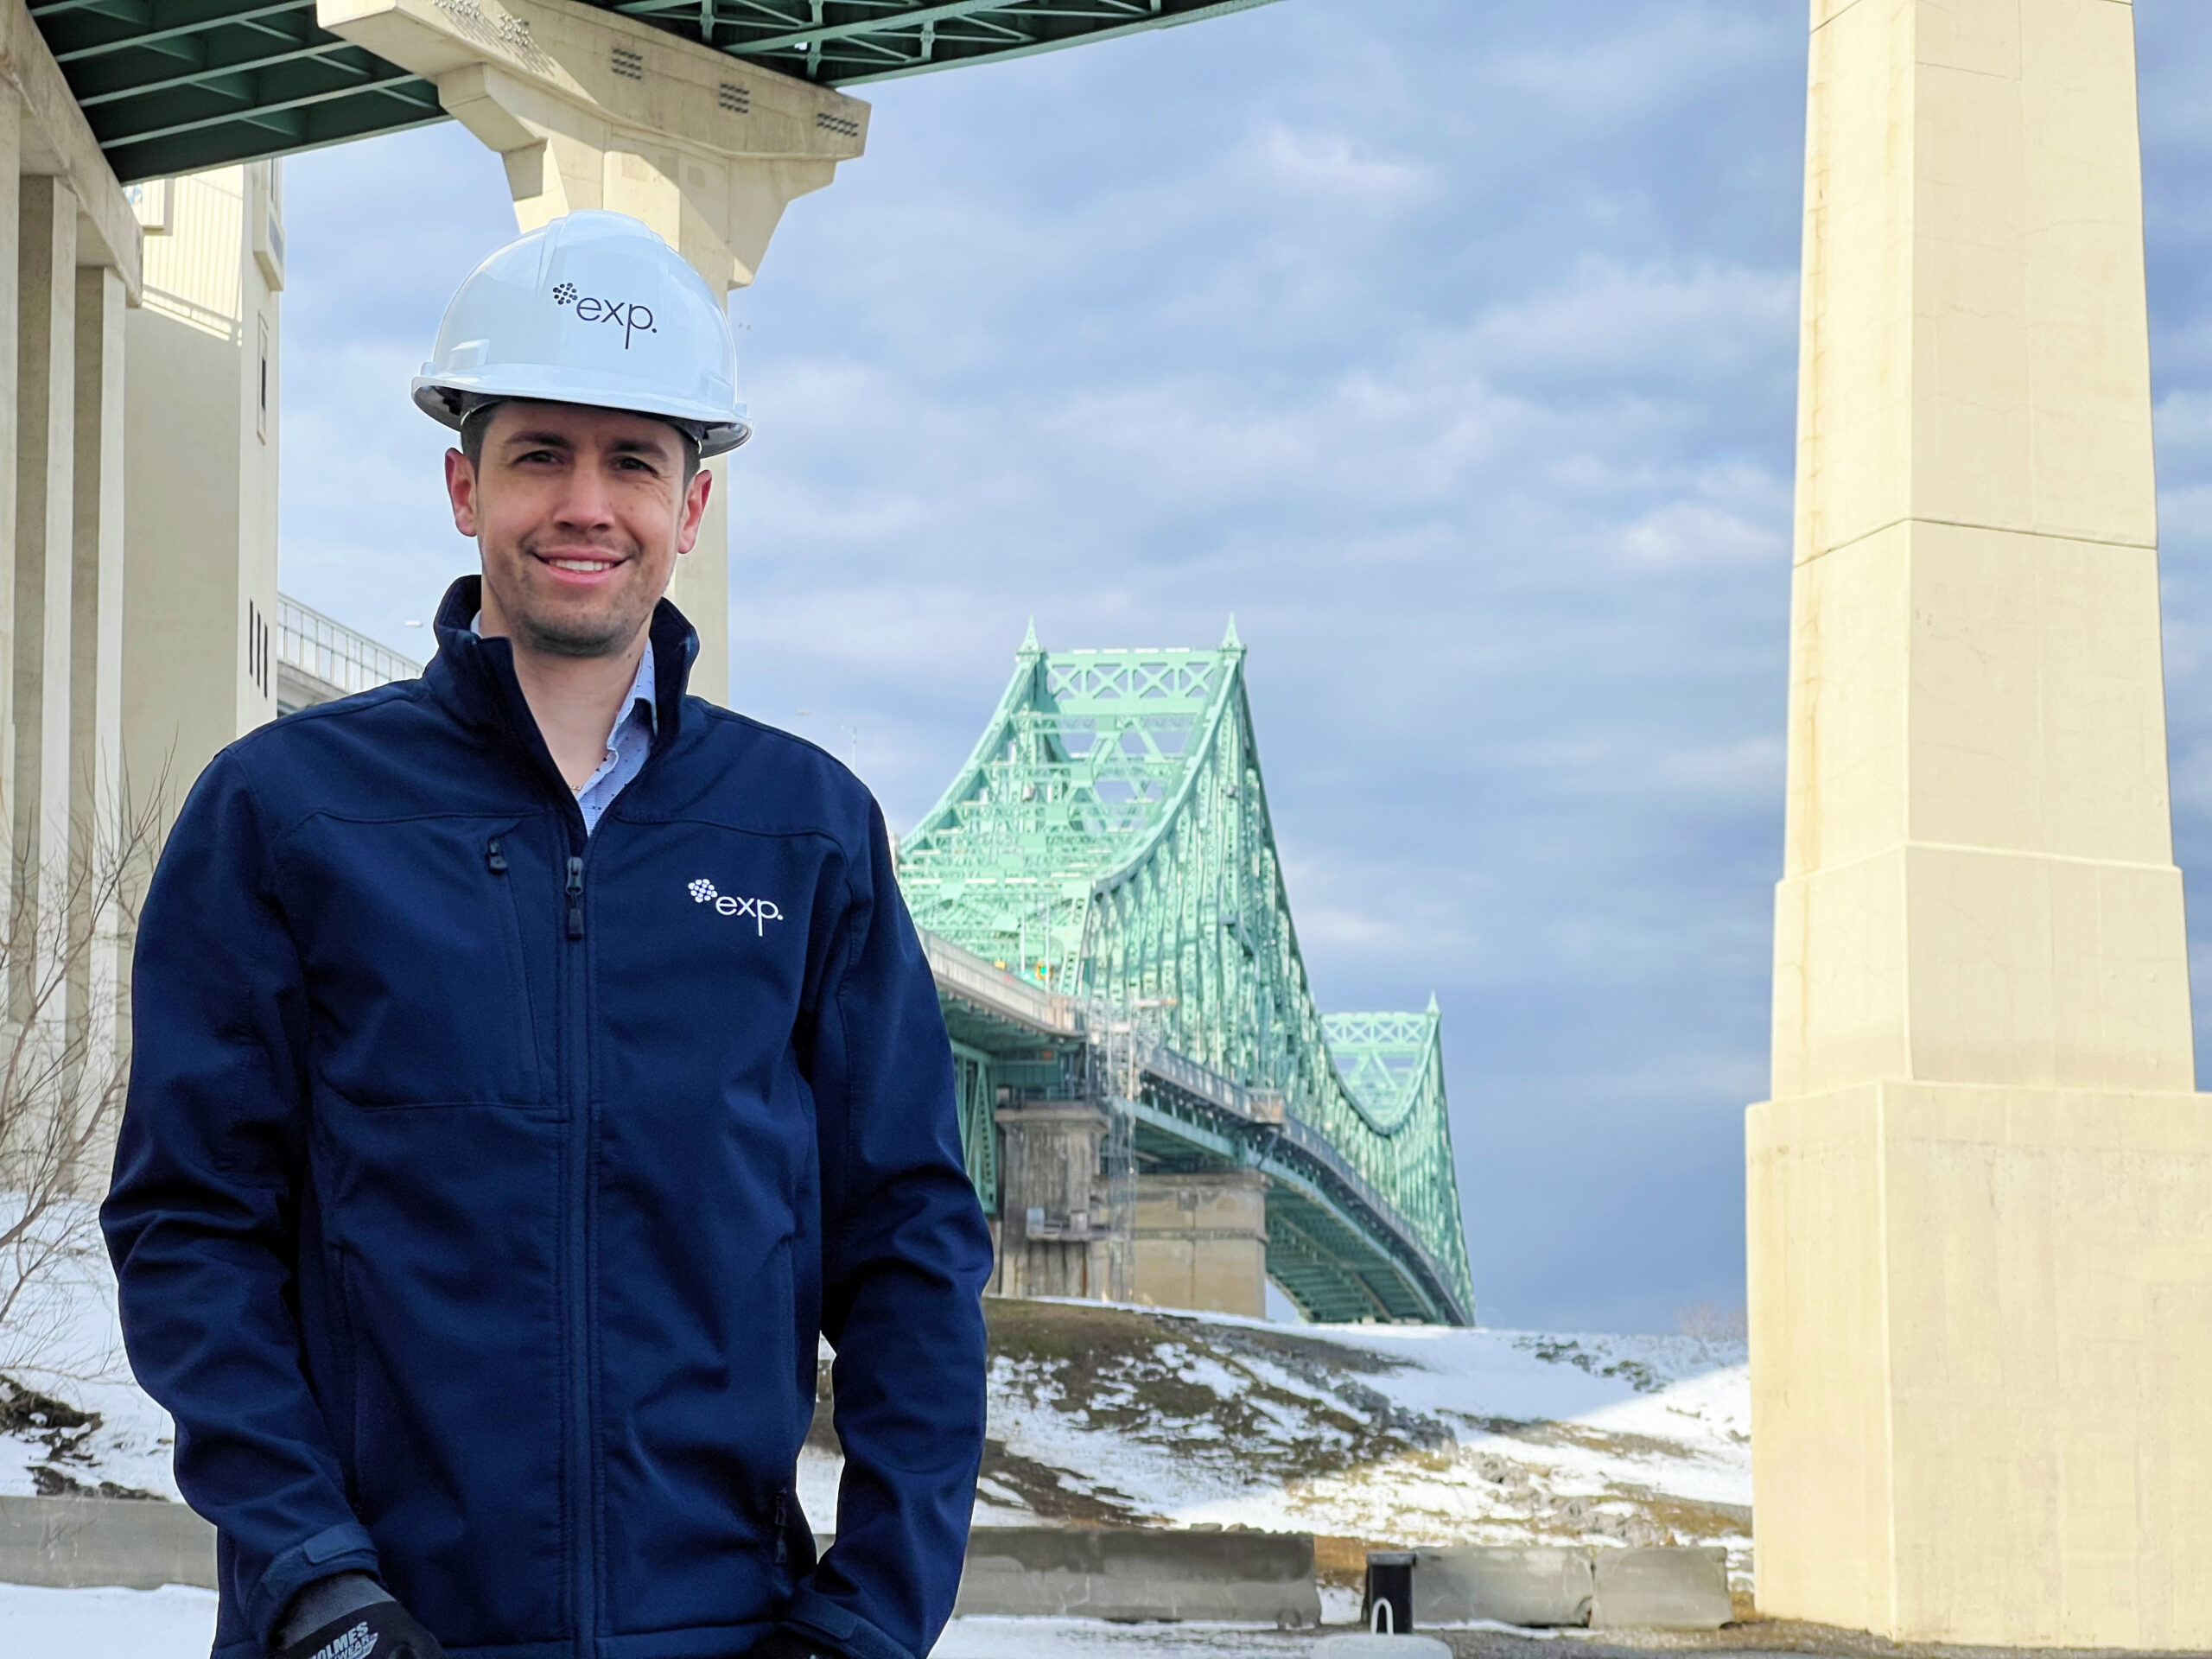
[688,877,785,936]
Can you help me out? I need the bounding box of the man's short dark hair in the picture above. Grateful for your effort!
[460,401,701,480]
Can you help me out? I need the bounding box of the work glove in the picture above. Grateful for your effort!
[273,1600,448,1659]
[745,1631,841,1659]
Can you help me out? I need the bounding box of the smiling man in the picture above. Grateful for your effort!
[103,212,993,1659]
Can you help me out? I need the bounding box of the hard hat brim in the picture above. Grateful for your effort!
[412,370,752,457]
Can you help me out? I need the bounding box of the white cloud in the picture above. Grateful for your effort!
[1244,123,1435,206]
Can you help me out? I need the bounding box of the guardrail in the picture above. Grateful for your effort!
[919,931,1080,1036]
[276,594,421,700]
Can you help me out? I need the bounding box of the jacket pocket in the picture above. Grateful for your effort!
[315,1087,569,1645]
[328,1248,363,1510]
[594,1229,801,1636]
[289,816,550,1108]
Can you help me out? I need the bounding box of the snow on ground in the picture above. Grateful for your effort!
[933,1618,1331,1656]
[0,1210,179,1502]
[938,1300,1749,1576]
[0,1582,219,1657]
[0,1589,1345,1657]
[2,1261,1752,1600]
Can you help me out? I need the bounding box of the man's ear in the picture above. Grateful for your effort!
[445,448,480,538]
[674,464,714,557]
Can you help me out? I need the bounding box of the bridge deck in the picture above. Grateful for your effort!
[923,928,1470,1325]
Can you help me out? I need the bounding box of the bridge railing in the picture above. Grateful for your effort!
[276,594,421,711]
[919,930,1080,1036]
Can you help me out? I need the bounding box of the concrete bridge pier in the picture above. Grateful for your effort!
[990,1099,1116,1301]
[1132,1171,1268,1320]
[1751,0,2212,1645]
[988,1098,1273,1319]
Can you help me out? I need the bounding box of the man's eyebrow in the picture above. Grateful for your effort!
[603,435,677,460]
[501,429,575,450]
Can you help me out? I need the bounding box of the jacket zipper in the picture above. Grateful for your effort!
[541,727,663,1655]
[559,829,595,1658]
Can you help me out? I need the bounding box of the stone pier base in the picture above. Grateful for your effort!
[1133,1170,1267,1319]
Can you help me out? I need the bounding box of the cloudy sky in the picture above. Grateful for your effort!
[276,1,2212,1334]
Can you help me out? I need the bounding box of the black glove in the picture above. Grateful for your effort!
[274,1600,448,1659]
[746,1631,838,1659]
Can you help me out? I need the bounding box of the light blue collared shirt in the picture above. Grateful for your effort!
[474,615,657,836]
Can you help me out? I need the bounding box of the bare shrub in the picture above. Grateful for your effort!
[0,790,164,1382]
[1674,1300,1749,1343]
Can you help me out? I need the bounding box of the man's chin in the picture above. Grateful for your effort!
[509,602,646,660]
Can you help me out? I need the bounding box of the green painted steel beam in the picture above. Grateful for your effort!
[30,0,1281,182]
[907,624,1477,1323]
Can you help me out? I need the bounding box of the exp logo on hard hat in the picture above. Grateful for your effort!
[550,281,658,349]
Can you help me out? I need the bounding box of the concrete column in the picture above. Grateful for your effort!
[1132,1171,1267,1319]
[1749,1,2212,1646]
[0,91,21,876]
[120,164,283,829]
[680,458,729,706]
[13,173,76,1014]
[320,0,869,703]
[67,264,125,1069]
[990,1100,1112,1301]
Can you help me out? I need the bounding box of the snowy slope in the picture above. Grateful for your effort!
[0,1236,178,1503]
[803,1300,1750,1578]
[3,1266,1750,1582]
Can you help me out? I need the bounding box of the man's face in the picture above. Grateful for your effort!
[445,400,713,658]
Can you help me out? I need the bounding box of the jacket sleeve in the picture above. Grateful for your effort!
[102,751,381,1649]
[785,800,995,1659]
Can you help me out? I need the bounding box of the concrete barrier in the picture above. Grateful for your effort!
[0,1495,216,1590]
[1590,1545,1731,1630]
[1412,1544,1593,1628]
[953,1526,1321,1626]
[10,1499,1729,1636]
[3,1503,1325,1626]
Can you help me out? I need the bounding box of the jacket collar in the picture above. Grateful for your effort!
[423,575,701,755]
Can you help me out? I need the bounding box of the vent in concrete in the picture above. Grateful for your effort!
[718,82,750,114]
[611,45,644,79]
[816,110,861,138]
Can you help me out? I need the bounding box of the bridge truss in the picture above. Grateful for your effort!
[900,625,1475,1324]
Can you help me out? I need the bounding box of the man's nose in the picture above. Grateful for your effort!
[552,465,618,529]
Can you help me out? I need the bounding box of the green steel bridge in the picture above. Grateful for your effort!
[902,626,1475,1325]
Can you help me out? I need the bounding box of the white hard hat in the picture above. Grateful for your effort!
[412,210,751,456]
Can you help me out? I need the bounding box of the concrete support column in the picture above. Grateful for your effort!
[1132,1171,1267,1319]
[990,1100,1113,1301]
[13,173,76,1013]
[67,264,125,1065]
[3,0,143,1185]
[320,0,869,704]
[0,90,22,874]
[1749,1,2212,1646]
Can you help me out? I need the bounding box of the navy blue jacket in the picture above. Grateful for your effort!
[104,579,993,1659]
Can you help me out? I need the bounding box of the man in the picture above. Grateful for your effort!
[104,210,993,1659]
